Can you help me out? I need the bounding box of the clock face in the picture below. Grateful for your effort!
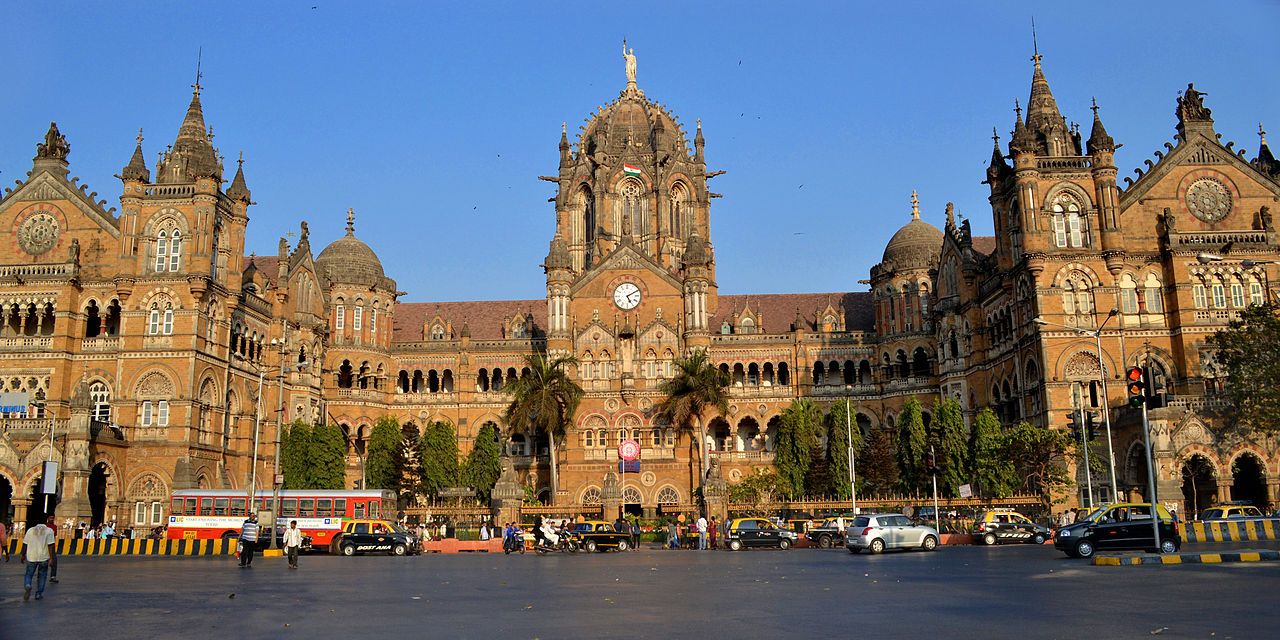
[613,283,641,310]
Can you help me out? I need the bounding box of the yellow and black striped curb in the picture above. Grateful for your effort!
[1094,549,1280,566]
[1184,519,1280,543]
[6,538,237,556]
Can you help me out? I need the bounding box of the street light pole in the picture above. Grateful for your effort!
[248,366,264,517]
[845,391,857,515]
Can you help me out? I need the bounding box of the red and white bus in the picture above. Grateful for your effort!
[166,489,398,550]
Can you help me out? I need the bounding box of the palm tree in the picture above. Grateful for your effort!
[656,348,731,488]
[502,352,583,505]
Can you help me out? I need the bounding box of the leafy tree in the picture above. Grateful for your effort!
[365,416,402,491]
[1208,303,1280,434]
[502,353,583,505]
[396,424,424,502]
[895,397,928,494]
[279,420,313,490]
[775,398,822,499]
[857,427,900,496]
[309,423,348,489]
[1002,421,1076,508]
[655,348,730,487]
[823,401,864,500]
[419,420,460,500]
[727,469,780,516]
[462,422,502,503]
[968,408,1015,498]
[932,398,969,498]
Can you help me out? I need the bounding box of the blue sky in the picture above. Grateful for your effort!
[3,1,1277,302]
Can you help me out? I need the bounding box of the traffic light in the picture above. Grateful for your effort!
[1126,367,1146,408]
[1085,411,1100,441]
[1065,412,1080,438]
[924,451,938,475]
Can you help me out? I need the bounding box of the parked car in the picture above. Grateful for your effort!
[805,518,852,548]
[845,514,939,554]
[334,519,420,556]
[1054,503,1180,558]
[724,517,798,550]
[972,509,1052,545]
[1199,504,1265,521]
[569,520,632,552]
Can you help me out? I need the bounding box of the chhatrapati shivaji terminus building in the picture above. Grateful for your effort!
[1,47,1277,530]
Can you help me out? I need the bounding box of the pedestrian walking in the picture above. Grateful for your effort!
[667,521,679,549]
[238,513,260,568]
[697,515,708,550]
[479,523,491,541]
[282,520,303,570]
[22,516,57,601]
[709,516,719,550]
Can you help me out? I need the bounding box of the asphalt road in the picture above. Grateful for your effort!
[2,541,1276,639]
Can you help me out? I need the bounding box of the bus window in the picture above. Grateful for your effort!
[213,498,229,516]
[184,498,198,516]
[259,498,270,512]
[370,501,380,519]
[198,498,213,516]
[317,499,333,517]
[299,499,315,517]
[353,501,366,518]
[171,498,183,515]
[231,498,247,517]
[282,498,298,517]
[335,499,347,516]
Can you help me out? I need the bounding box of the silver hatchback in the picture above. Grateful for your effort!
[845,514,940,554]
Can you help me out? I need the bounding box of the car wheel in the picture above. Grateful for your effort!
[869,538,885,554]
[922,535,938,552]
[616,539,630,552]
[1031,533,1046,545]
[585,540,598,553]
[1159,539,1178,554]
[982,533,997,546]
[393,543,407,556]
[779,539,791,550]
[341,544,355,557]
[729,540,742,551]
[1074,540,1095,559]
[817,535,832,549]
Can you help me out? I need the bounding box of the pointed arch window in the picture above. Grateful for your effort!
[163,303,174,335]
[169,230,182,271]
[148,304,161,335]
[1119,274,1139,314]
[1051,195,1088,248]
[620,179,644,237]
[670,182,690,238]
[1230,280,1245,308]
[90,382,111,422]
[1211,278,1227,309]
[1192,281,1207,308]
[1248,277,1265,306]
[155,230,169,272]
[1143,274,1164,314]
[335,304,345,331]
[353,305,363,332]
[430,324,445,340]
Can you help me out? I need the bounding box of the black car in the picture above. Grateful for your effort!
[972,509,1052,545]
[1054,503,1181,558]
[725,518,799,551]
[568,521,632,552]
[335,519,420,556]
[804,518,851,548]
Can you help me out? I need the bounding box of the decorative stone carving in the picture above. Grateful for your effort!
[1185,178,1232,222]
[136,371,175,397]
[17,212,60,255]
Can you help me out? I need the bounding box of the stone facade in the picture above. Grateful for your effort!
[2,53,1278,530]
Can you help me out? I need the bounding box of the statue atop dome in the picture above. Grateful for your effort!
[622,39,637,89]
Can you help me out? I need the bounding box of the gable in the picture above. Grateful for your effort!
[1,170,120,238]
[1119,132,1280,210]
[570,241,684,297]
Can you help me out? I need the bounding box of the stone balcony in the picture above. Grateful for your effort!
[81,336,121,352]
[0,417,68,436]
[0,336,53,351]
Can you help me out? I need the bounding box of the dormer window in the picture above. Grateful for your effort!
[430,324,446,340]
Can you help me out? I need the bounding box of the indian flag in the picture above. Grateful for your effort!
[622,164,642,177]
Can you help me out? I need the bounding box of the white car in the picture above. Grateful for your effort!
[845,514,939,554]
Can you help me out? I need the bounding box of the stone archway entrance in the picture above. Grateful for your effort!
[1180,454,1216,520]
[0,475,12,524]
[89,461,110,526]
[1230,453,1267,508]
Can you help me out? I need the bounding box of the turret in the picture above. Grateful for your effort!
[226,152,252,203]
[1088,99,1123,270]
[120,129,151,183]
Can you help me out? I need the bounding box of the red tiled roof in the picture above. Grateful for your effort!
[971,236,997,256]
[393,300,545,342]
[244,255,280,282]
[714,292,875,332]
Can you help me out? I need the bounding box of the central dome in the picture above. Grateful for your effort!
[880,201,943,271]
[315,212,386,286]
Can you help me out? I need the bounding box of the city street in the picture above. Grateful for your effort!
[2,542,1276,638]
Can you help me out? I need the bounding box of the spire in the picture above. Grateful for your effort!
[1087,97,1116,155]
[987,127,1010,182]
[1010,99,1035,154]
[559,121,570,164]
[157,61,221,184]
[945,202,957,231]
[910,190,920,220]
[121,128,150,183]
[346,207,356,235]
[694,118,705,161]
[545,233,572,270]
[226,151,251,202]
[1253,122,1279,177]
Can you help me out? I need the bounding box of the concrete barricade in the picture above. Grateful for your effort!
[421,538,504,553]
[1183,519,1280,543]
[1094,549,1280,566]
[7,538,237,556]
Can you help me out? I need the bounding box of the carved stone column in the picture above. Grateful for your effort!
[490,456,523,526]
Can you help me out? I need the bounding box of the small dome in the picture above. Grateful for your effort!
[316,227,385,287]
[881,218,943,271]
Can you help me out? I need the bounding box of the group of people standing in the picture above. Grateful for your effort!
[667,515,722,549]
[237,513,305,570]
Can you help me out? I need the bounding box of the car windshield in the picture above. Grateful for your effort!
[388,523,409,534]
[852,517,870,528]
[1079,508,1107,523]
[573,524,594,532]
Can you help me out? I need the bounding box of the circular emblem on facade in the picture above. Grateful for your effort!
[605,398,620,412]
[1185,178,1232,222]
[638,397,652,411]
[618,439,640,461]
[641,471,657,487]
[17,210,61,255]
[729,468,742,482]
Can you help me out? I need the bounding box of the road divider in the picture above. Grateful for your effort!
[1183,519,1279,543]
[7,538,237,556]
[422,538,503,553]
[1094,549,1280,566]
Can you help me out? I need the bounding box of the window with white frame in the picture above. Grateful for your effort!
[1193,283,1207,308]
[158,400,169,426]
[163,304,174,335]
[90,382,111,422]
[370,308,378,335]
[155,230,168,272]
[1143,274,1164,313]
[335,305,345,331]
[1249,279,1265,306]
[1052,214,1067,248]
[148,305,161,335]
[1119,274,1138,314]
[141,400,153,426]
[169,230,182,271]
[354,305,363,331]
[1230,282,1245,308]
[1211,281,1226,308]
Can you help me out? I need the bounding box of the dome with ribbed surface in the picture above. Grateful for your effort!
[881,194,943,271]
[315,209,386,286]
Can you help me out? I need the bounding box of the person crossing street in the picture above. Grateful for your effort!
[282,520,303,570]
[238,513,260,568]
[21,516,57,601]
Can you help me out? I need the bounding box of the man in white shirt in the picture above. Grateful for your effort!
[22,516,57,601]
[282,520,304,570]
[697,515,708,550]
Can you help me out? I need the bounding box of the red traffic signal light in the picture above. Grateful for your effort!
[1126,367,1146,408]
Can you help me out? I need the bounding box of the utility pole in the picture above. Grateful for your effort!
[845,393,857,515]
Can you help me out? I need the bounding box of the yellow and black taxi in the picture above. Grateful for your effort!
[725,517,798,551]
[1054,503,1181,558]
[972,509,1052,545]
[568,520,633,552]
[334,519,420,556]
[1199,503,1264,521]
